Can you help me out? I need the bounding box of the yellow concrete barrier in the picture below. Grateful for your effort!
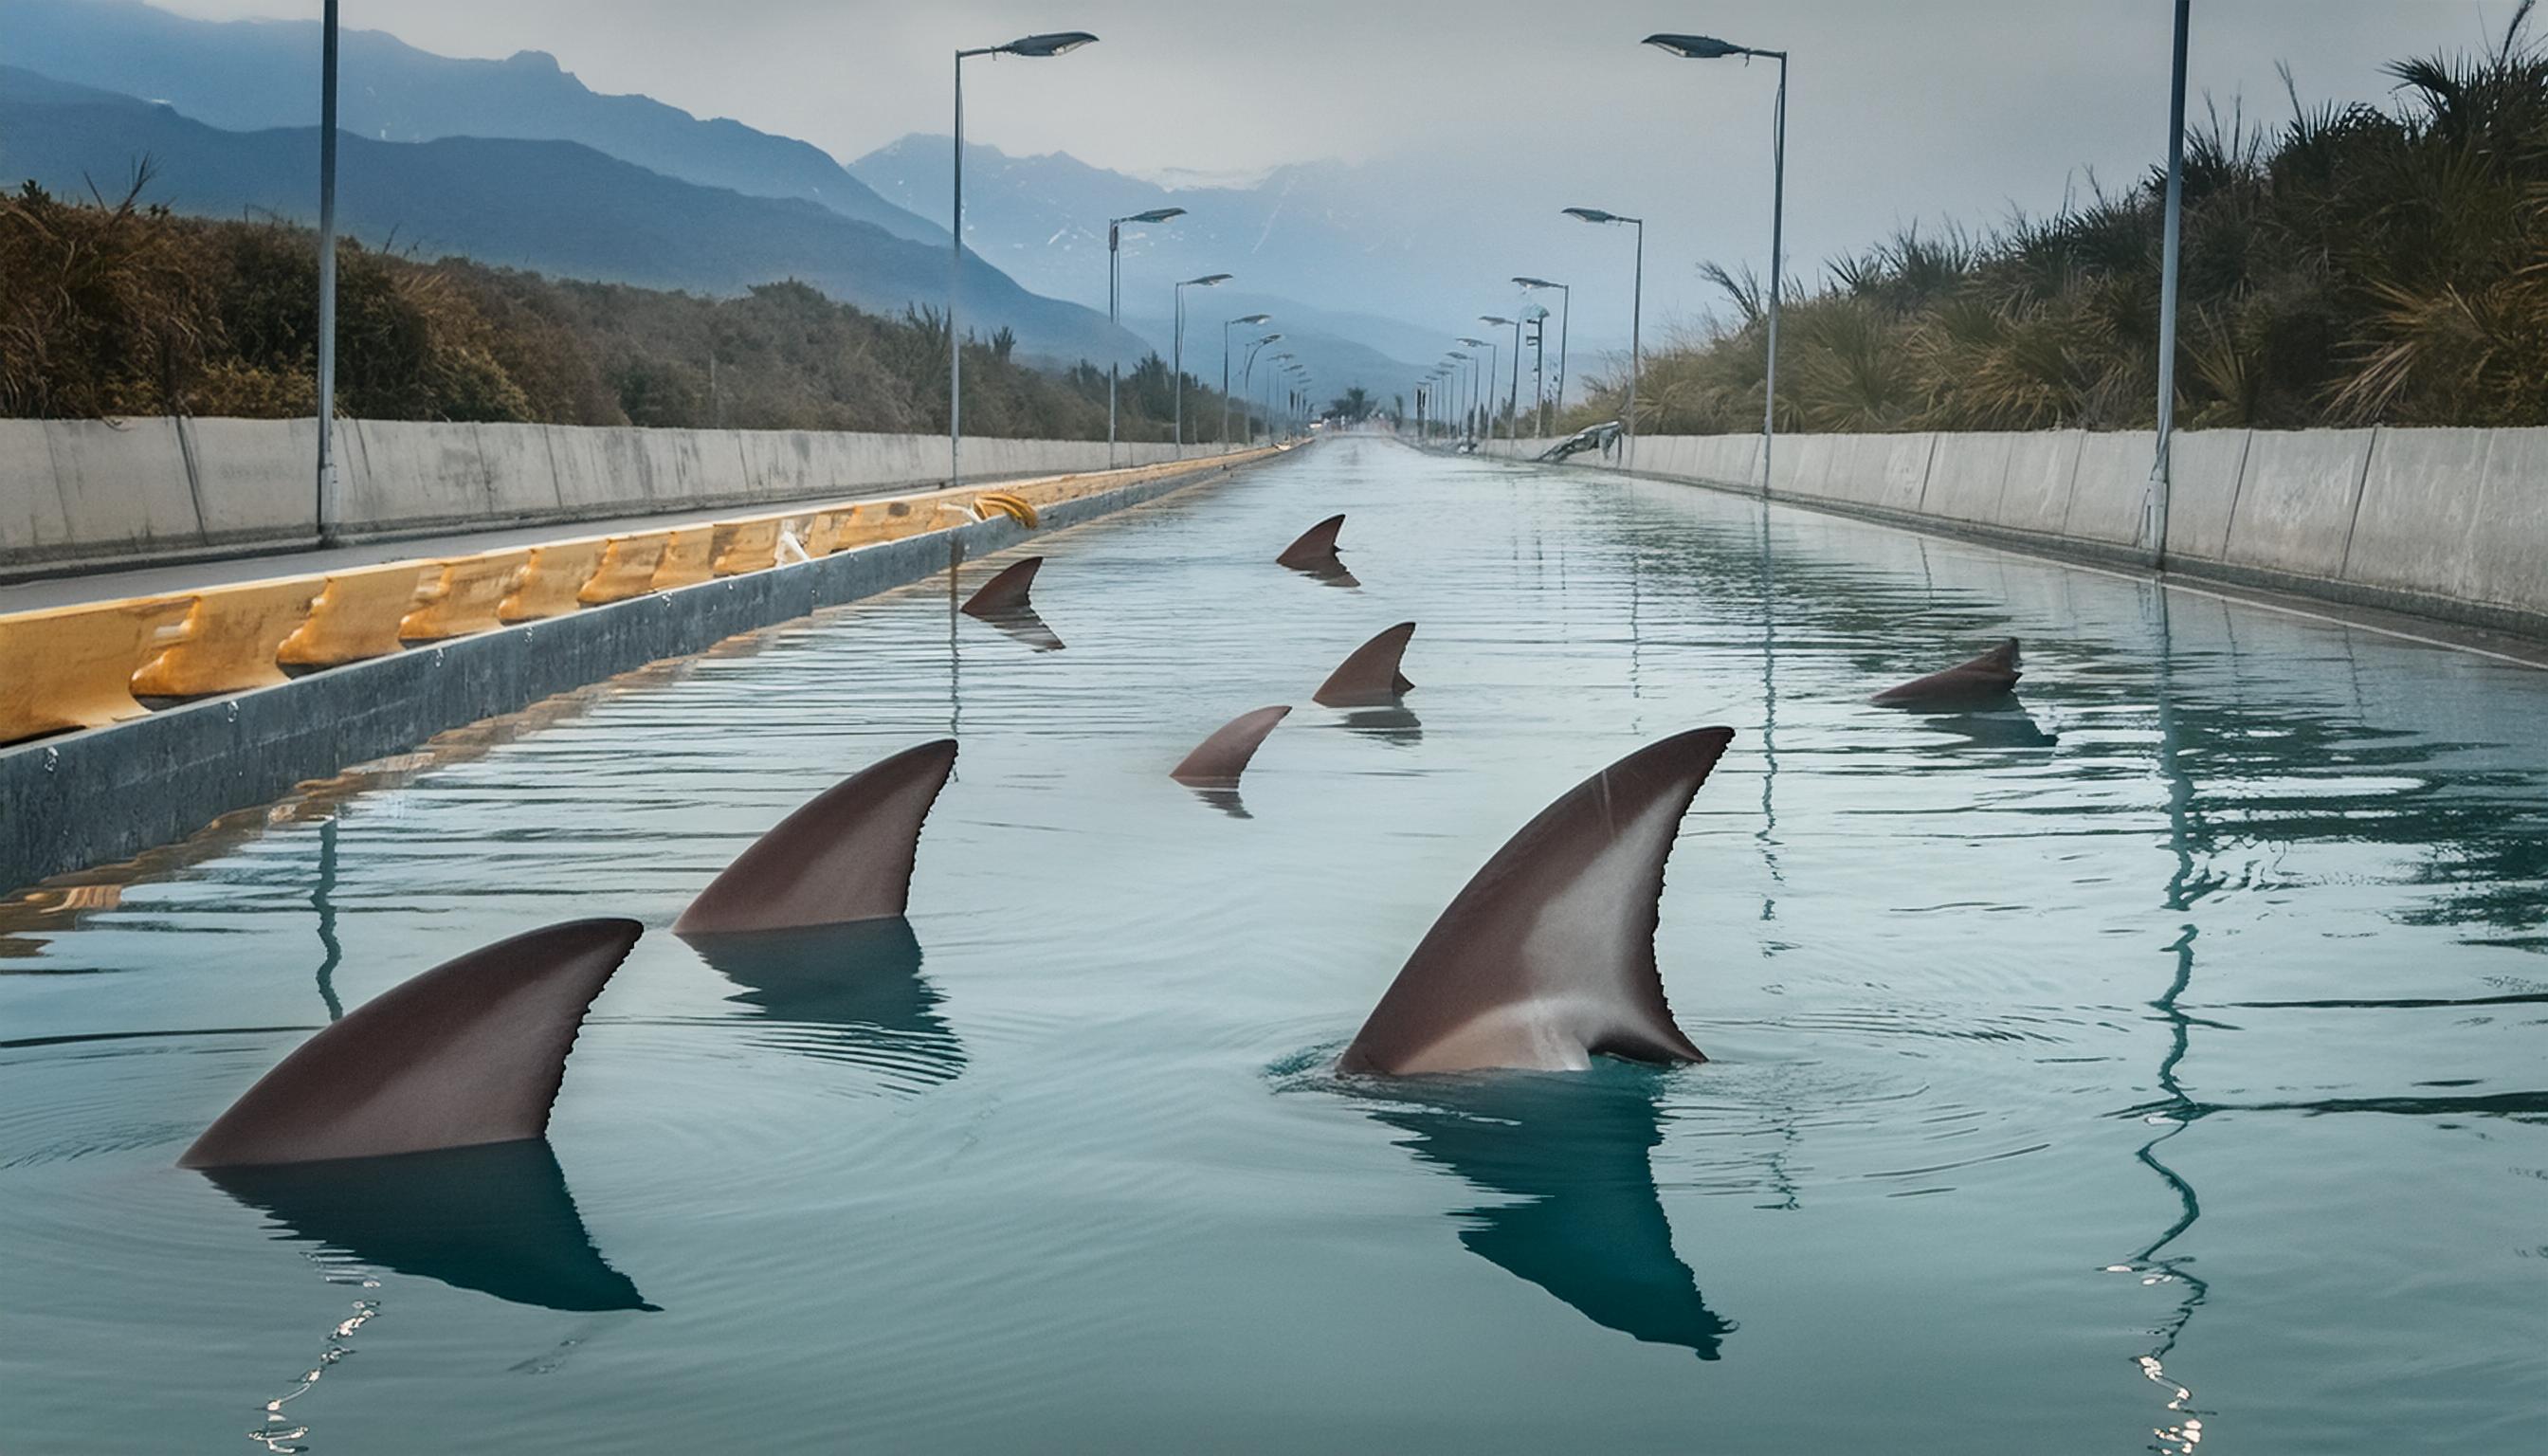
[401,549,533,641]
[829,499,928,552]
[651,527,716,591]
[501,538,609,622]
[132,577,323,698]
[579,532,671,604]
[711,519,782,576]
[0,597,192,744]
[277,562,434,667]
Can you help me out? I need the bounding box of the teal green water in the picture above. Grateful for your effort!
[4,437,2544,1452]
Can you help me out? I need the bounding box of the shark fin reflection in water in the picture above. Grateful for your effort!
[1364,1069,1732,1358]
[206,1138,652,1313]
[684,919,965,1090]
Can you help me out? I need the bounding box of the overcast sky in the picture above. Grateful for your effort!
[138,0,2512,336]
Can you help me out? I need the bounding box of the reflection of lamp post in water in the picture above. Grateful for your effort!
[2121,589,2213,1456]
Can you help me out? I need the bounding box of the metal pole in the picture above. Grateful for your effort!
[949,52,965,488]
[2147,0,2189,568]
[1507,315,1521,445]
[1221,319,1232,449]
[1556,282,1571,423]
[1629,218,1644,471]
[314,0,340,543]
[1762,53,1788,500]
[1531,314,1545,438]
[1173,284,1185,457]
[1107,220,1119,468]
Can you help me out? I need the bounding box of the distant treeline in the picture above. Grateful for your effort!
[1563,23,2548,436]
[0,173,1256,439]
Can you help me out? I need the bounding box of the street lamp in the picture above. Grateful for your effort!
[1443,353,1469,444]
[1242,332,1283,444]
[953,30,1099,488]
[1481,316,1523,446]
[1644,31,1786,496]
[1109,206,1185,468]
[1173,273,1232,457]
[1224,312,1271,448]
[2147,0,2190,566]
[1515,277,1570,433]
[315,0,342,541]
[1563,207,1644,468]
[1267,352,1295,441]
[1458,336,1496,447]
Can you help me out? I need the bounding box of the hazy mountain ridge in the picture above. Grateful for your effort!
[0,0,945,246]
[0,72,1144,363]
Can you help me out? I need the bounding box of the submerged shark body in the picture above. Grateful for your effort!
[1339,728,1732,1076]
[180,919,643,1169]
[676,739,956,935]
[1871,638,2023,710]
[1314,623,1417,707]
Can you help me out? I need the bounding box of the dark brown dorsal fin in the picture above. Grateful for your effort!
[181,919,643,1169]
[675,740,957,934]
[1339,729,1733,1076]
[1314,623,1417,706]
[1171,705,1292,786]
[961,556,1042,617]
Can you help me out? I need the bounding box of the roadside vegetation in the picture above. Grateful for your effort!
[1563,17,2548,436]
[0,172,1255,439]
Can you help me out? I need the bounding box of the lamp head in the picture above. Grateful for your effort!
[1181,273,1234,287]
[1481,316,1514,327]
[1513,276,1560,289]
[1123,207,1187,225]
[1564,207,1627,226]
[1233,313,1273,325]
[1001,30,1099,56]
[1458,337,1488,348]
[1642,32,1746,59]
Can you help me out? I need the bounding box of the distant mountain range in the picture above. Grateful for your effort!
[0,69,1147,363]
[0,0,943,246]
[0,0,1436,391]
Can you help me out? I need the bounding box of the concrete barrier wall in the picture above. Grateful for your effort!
[1473,426,2548,638]
[0,451,1271,894]
[2,417,1228,578]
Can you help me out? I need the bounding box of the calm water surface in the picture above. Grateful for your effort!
[4,437,2545,1452]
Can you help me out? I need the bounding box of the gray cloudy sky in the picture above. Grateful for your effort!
[143,0,2509,334]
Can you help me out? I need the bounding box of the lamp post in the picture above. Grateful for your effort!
[1241,332,1282,444]
[1643,32,1786,497]
[1173,273,1232,457]
[315,0,341,542]
[1514,277,1570,432]
[1459,337,1495,446]
[1480,316,1523,446]
[1522,304,1548,438]
[2147,0,2190,567]
[954,30,1098,489]
[1562,207,1643,469]
[1108,205,1185,468]
[1267,353,1294,442]
[1224,312,1271,449]
[1444,354,1469,445]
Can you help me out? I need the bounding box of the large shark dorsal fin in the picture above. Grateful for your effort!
[1277,515,1346,567]
[961,557,1042,617]
[1171,705,1292,785]
[675,739,957,934]
[1870,636,2024,708]
[1314,622,1417,706]
[180,919,643,1169]
[1339,729,1733,1076]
